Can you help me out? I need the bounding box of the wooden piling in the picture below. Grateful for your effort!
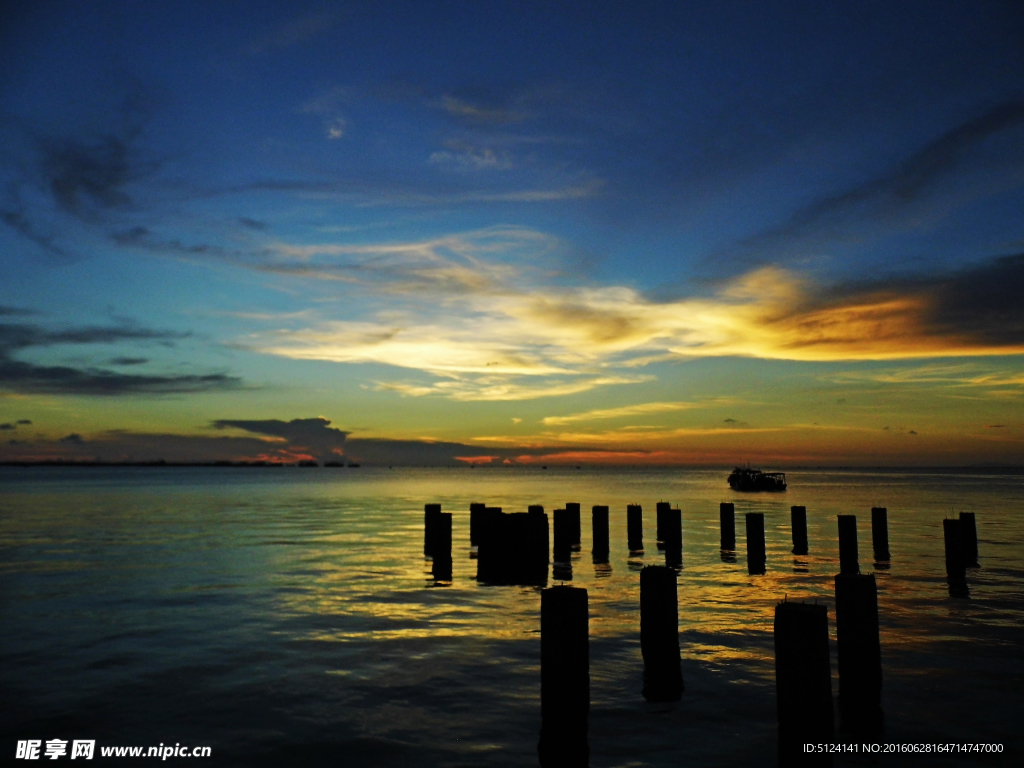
[720,502,736,550]
[627,504,643,552]
[838,515,859,575]
[475,507,503,582]
[943,518,968,597]
[663,507,682,568]
[430,513,452,580]
[424,503,442,556]
[745,513,766,574]
[791,505,808,555]
[566,502,582,551]
[834,573,882,732]
[774,600,834,766]
[591,505,609,561]
[656,501,671,546]
[538,586,589,767]
[530,505,550,569]
[959,512,978,567]
[553,508,573,562]
[640,565,684,702]
[871,507,890,562]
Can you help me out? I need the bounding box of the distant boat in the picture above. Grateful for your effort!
[728,466,787,492]
[347,463,360,468]
[323,461,344,467]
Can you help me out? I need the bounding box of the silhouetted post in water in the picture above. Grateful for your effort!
[838,515,859,574]
[640,565,684,701]
[553,509,573,562]
[475,507,503,582]
[431,513,452,581]
[627,504,643,552]
[530,505,550,569]
[591,506,609,562]
[469,502,485,546]
[834,573,882,732]
[791,506,808,555]
[959,512,978,567]
[871,508,890,562]
[656,501,671,547]
[566,503,582,551]
[943,518,969,597]
[663,507,682,568]
[538,586,589,767]
[424,503,442,556]
[720,502,735,551]
[774,600,834,767]
[745,513,766,574]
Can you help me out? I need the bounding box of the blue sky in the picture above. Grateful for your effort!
[2,1,1023,465]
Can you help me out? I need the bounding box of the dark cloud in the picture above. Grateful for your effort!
[0,423,13,430]
[1,90,157,254]
[817,252,1024,347]
[926,253,1024,345]
[0,361,240,396]
[0,420,613,465]
[0,205,69,257]
[0,320,241,396]
[238,217,269,231]
[109,357,149,366]
[725,101,1024,264]
[110,226,232,258]
[0,322,189,351]
[213,418,350,461]
[0,306,36,316]
[17,419,31,424]
[723,418,736,423]
[43,132,137,219]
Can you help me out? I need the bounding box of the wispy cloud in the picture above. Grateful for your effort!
[428,140,512,170]
[823,363,1024,388]
[242,235,1024,400]
[0,320,242,396]
[725,101,1024,264]
[248,10,338,54]
[436,95,528,125]
[372,374,652,402]
[259,226,553,294]
[542,400,716,426]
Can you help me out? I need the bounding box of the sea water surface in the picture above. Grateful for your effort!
[2,466,1022,766]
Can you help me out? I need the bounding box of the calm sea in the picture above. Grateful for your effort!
[2,467,1022,766]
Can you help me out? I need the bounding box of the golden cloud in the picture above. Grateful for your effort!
[244,230,1024,400]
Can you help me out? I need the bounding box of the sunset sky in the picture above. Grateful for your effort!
[1,1,1023,465]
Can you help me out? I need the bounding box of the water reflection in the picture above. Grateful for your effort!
[553,560,573,582]
[3,466,1023,767]
[792,557,808,573]
[664,545,682,571]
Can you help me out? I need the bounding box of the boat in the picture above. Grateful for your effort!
[728,466,787,492]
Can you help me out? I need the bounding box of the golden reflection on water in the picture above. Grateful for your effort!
[3,466,1023,763]
[249,466,1024,685]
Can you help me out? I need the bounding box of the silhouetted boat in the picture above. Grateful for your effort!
[728,466,786,492]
